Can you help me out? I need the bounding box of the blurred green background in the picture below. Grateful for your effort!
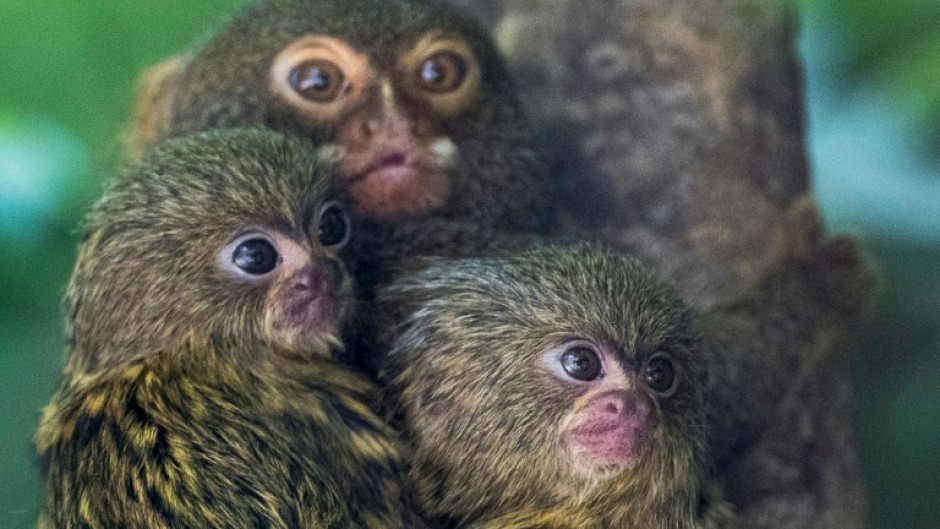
[0,1,937,528]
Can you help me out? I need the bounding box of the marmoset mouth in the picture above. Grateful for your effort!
[346,153,448,218]
[360,152,419,183]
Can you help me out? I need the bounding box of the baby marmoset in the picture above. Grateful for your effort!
[36,129,422,529]
[377,245,737,529]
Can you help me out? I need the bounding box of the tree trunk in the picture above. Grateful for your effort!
[450,0,869,527]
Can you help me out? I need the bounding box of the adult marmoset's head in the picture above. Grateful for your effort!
[132,0,538,228]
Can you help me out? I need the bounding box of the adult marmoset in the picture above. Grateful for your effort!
[377,245,737,529]
[128,0,549,240]
[36,129,423,529]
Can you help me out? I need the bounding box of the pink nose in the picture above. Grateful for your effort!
[566,390,653,465]
[290,258,342,295]
[352,107,416,140]
[594,390,640,417]
[291,268,319,291]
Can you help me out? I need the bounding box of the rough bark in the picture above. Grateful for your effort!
[449,0,868,527]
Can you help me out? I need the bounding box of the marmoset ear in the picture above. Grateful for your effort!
[125,54,187,160]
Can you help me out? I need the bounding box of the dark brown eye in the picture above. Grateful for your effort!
[317,200,349,248]
[233,238,279,275]
[560,346,602,381]
[416,51,467,93]
[289,59,345,102]
[644,354,677,395]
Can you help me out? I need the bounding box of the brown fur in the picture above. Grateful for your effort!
[377,245,737,529]
[36,129,424,529]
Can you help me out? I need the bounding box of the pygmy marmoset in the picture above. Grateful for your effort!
[378,245,737,529]
[36,128,423,529]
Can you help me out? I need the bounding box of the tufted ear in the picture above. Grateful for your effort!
[123,54,187,160]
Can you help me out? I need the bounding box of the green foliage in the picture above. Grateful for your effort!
[0,0,248,149]
[800,0,940,159]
